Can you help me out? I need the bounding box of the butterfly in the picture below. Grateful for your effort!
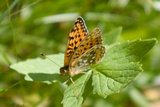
[60,17,105,77]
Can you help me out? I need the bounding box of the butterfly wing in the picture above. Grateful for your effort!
[64,17,89,66]
[69,28,105,76]
[69,45,105,76]
[70,28,103,64]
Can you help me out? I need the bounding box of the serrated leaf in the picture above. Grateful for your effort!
[62,71,92,107]
[10,54,65,83]
[104,27,122,44]
[92,39,157,98]
[10,38,157,103]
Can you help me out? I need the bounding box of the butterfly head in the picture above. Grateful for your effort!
[60,65,69,76]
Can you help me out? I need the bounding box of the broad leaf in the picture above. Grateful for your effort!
[62,71,92,107]
[10,39,156,104]
[104,27,122,44]
[92,39,157,98]
[10,54,65,83]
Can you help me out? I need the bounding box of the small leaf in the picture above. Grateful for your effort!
[104,27,122,44]
[92,39,157,98]
[62,71,92,107]
[10,54,65,83]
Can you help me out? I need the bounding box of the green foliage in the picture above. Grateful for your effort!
[62,71,92,107]
[104,27,122,45]
[10,38,156,107]
[92,39,156,98]
[1,0,160,106]
[10,54,65,83]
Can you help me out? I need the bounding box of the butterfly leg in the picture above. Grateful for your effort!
[69,77,74,84]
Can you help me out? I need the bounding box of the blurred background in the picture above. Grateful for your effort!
[0,0,160,107]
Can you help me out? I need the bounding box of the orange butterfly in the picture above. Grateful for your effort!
[60,17,105,77]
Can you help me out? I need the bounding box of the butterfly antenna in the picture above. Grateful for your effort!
[40,53,61,67]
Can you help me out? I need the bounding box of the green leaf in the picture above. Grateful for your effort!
[104,27,122,45]
[92,39,157,98]
[10,38,157,104]
[10,54,65,83]
[62,71,92,107]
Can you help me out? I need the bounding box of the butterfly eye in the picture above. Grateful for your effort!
[60,68,65,75]
[60,66,69,75]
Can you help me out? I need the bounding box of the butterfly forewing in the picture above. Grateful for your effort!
[64,17,88,66]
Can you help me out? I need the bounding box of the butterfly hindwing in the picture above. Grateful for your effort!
[64,17,88,66]
[69,45,105,76]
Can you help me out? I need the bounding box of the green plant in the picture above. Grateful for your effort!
[10,32,156,107]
